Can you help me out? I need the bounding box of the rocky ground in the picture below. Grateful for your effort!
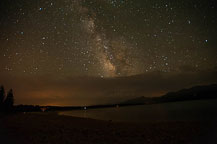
[0,112,217,144]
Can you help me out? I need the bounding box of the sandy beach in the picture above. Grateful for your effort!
[0,112,216,144]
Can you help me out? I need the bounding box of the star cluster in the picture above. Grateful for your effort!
[0,0,217,78]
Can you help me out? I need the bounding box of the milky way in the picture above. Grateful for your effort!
[0,0,217,78]
[1,0,217,105]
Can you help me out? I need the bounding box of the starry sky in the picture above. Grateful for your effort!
[0,0,217,105]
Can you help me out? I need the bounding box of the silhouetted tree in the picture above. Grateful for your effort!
[4,89,14,111]
[0,85,5,110]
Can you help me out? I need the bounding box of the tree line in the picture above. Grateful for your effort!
[0,85,14,112]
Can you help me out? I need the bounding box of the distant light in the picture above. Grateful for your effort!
[205,39,208,43]
[39,7,43,11]
[84,107,87,110]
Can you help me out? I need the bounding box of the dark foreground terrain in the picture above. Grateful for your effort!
[0,113,217,144]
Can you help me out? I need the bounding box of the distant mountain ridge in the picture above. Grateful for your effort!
[14,84,217,112]
[122,84,217,105]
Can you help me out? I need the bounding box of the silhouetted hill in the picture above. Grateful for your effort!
[13,84,217,112]
[122,84,217,105]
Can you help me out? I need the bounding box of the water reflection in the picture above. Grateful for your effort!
[59,99,217,122]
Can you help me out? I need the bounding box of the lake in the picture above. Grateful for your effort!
[59,99,217,123]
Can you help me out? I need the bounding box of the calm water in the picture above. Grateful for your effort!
[59,99,217,123]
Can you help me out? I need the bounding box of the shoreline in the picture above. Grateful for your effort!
[1,112,217,144]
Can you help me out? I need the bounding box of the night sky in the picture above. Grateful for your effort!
[0,0,217,106]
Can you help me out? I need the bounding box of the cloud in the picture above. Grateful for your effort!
[178,65,198,72]
[0,69,217,106]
